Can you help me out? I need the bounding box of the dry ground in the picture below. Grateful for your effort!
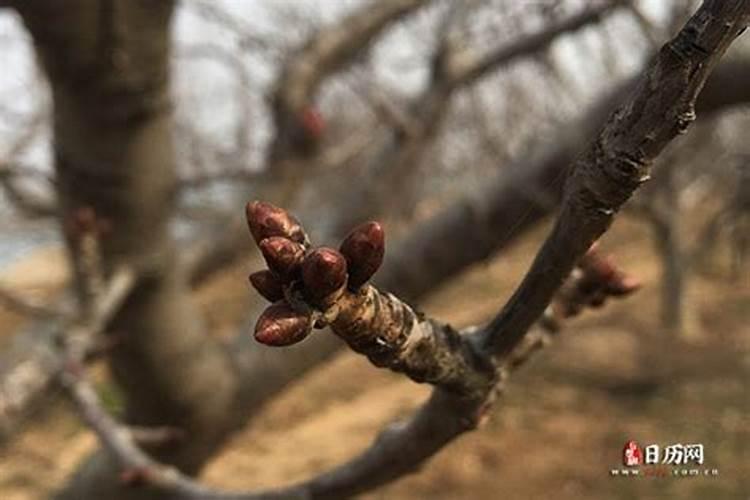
[0,215,748,500]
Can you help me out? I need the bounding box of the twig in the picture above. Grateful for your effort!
[0,163,57,217]
[60,360,305,500]
[330,0,630,235]
[263,0,432,204]
[184,0,277,55]
[0,267,135,439]
[0,286,65,319]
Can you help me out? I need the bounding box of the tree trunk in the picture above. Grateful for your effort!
[646,164,700,340]
[14,2,237,498]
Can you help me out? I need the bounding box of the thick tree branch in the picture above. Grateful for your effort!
[481,0,749,357]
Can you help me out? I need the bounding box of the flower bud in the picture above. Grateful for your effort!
[339,221,385,289]
[258,237,305,279]
[579,253,616,282]
[302,247,347,300]
[254,302,312,346]
[606,275,641,296]
[580,249,641,297]
[245,201,306,244]
[249,270,285,302]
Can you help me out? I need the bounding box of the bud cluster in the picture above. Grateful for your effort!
[554,243,641,318]
[245,201,385,347]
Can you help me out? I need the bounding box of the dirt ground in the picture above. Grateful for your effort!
[0,215,748,499]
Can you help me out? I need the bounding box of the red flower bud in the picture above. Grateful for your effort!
[245,201,306,244]
[254,302,312,346]
[579,253,616,282]
[606,275,642,296]
[579,249,641,297]
[119,467,151,487]
[258,237,305,279]
[302,247,347,300]
[301,107,325,138]
[249,270,285,302]
[339,221,385,289]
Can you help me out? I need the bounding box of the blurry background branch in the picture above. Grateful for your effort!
[0,265,134,441]
[0,0,747,498]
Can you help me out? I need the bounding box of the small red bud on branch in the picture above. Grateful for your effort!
[119,467,151,487]
[302,247,348,301]
[249,270,285,302]
[300,107,325,139]
[245,201,307,244]
[339,221,385,289]
[579,250,641,298]
[606,276,641,296]
[258,237,305,279]
[554,245,641,318]
[254,302,312,346]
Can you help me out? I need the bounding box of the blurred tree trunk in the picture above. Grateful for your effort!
[13,1,237,498]
[645,163,701,339]
[649,176,687,333]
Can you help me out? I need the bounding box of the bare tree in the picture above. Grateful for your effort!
[0,0,748,499]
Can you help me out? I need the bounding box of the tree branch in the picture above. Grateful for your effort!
[174,56,750,441]
[243,2,749,497]
[0,266,135,440]
[60,360,305,500]
[263,0,432,203]
[329,0,629,235]
[60,228,636,499]
[481,0,749,358]
[0,285,65,319]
